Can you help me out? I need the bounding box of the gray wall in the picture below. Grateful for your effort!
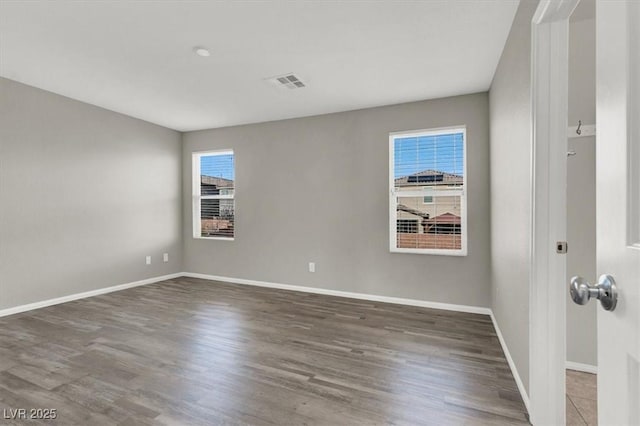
[489,0,540,394]
[567,137,596,366]
[183,93,492,307]
[0,78,183,310]
[566,13,597,367]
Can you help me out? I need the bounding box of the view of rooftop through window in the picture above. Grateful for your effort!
[393,132,464,180]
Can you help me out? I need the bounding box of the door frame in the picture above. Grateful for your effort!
[529,0,579,424]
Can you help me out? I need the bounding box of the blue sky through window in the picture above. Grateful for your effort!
[201,153,235,181]
[393,132,464,178]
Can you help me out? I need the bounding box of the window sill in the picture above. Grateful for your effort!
[193,236,235,241]
[390,248,467,256]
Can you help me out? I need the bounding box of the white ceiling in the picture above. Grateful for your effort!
[0,1,519,132]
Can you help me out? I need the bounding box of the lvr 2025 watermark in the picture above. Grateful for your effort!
[3,408,58,420]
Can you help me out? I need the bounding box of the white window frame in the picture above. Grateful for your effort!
[192,149,235,241]
[389,126,467,256]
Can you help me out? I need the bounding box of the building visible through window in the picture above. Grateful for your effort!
[390,127,466,255]
[193,151,235,239]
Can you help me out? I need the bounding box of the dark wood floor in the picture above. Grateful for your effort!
[0,277,528,425]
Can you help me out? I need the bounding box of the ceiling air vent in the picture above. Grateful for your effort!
[264,73,306,90]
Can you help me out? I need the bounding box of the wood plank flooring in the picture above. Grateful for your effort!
[0,277,529,425]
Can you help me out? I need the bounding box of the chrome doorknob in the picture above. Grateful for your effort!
[570,274,618,311]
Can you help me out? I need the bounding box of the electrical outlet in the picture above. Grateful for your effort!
[308,262,315,273]
[163,253,169,262]
[145,256,151,265]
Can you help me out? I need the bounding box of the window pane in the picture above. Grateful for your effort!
[393,132,464,190]
[396,195,461,250]
[201,199,234,238]
[198,152,235,239]
[200,153,234,196]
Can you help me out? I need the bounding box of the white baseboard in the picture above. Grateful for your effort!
[0,272,183,318]
[490,312,530,414]
[566,361,597,374]
[0,270,491,318]
[182,272,492,315]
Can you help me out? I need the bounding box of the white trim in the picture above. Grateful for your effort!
[566,362,598,375]
[388,125,469,139]
[395,189,464,197]
[0,273,183,318]
[533,0,579,24]
[490,312,531,414]
[192,152,201,238]
[183,272,491,315]
[529,1,579,425]
[201,194,234,200]
[193,236,235,241]
[391,247,467,257]
[192,148,234,156]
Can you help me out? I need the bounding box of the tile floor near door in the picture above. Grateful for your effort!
[0,277,529,425]
[566,370,597,425]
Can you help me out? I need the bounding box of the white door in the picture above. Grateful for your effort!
[596,1,640,424]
